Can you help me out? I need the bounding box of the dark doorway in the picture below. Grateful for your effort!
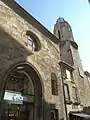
[0,63,43,120]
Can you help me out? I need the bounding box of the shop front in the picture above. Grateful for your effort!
[0,63,43,120]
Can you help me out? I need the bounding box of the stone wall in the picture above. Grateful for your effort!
[60,41,74,66]
[0,1,65,120]
[70,45,85,105]
[83,74,90,106]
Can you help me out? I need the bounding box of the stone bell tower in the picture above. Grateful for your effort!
[53,17,74,42]
[54,17,77,66]
[54,17,85,108]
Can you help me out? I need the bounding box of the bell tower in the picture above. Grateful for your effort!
[54,18,85,110]
[54,17,74,41]
[54,17,77,66]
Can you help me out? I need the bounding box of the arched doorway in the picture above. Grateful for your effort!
[0,62,43,120]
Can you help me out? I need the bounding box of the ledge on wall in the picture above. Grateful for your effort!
[59,61,74,71]
[70,41,78,49]
[59,40,78,50]
[73,102,80,105]
[84,71,90,77]
[65,100,73,105]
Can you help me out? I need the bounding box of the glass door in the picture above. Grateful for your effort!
[1,69,35,120]
[1,102,33,120]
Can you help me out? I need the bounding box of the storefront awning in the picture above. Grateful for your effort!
[70,112,90,119]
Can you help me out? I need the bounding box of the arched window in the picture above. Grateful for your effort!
[64,84,70,101]
[51,72,58,95]
[58,30,61,39]
[1,63,43,120]
[27,35,35,51]
[2,69,34,120]
[26,31,41,52]
[5,70,34,95]
[72,87,79,103]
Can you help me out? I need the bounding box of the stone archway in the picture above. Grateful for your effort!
[0,62,43,120]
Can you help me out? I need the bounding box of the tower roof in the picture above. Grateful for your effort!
[56,17,65,24]
[56,17,70,27]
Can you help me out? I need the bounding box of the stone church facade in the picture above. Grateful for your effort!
[0,0,90,120]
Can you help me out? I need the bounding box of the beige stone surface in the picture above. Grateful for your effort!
[0,1,65,120]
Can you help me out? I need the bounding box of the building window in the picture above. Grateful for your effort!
[26,31,41,52]
[66,69,71,79]
[63,69,73,81]
[58,30,61,39]
[51,109,59,120]
[64,84,70,101]
[1,68,35,120]
[27,36,35,51]
[72,87,78,103]
[51,73,58,95]
[67,49,74,65]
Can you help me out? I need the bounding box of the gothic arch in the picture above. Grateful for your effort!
[0,62,44,120]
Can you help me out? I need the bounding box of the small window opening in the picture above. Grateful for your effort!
[51,109,59,120]
[58,30,61,39]
[26,31,41,52]
[51,73,58,95]
[72,87,79,103]
[64,84,70,101]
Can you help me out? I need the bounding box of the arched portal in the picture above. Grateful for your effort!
[0,62,43,120]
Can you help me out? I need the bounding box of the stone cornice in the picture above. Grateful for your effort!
[59,61,74,71]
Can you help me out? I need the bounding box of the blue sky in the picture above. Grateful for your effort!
[16,0,90,72]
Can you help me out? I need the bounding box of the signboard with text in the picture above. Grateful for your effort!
[4,90,23,104]
[3,90,34,104]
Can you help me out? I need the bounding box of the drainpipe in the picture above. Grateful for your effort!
[60,64,68,120]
